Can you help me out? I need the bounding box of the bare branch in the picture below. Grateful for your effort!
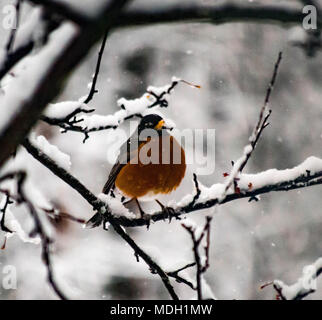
[222,52,282,201]
[0,171,67,300]
[0,193,14,233]
[117,3,319,29]
[182,216,212,300]
[42,207,86,224]
[83,30,109,105]
[5,0,22,54]
[27,1,322,31]
[167,263,196,290]
[27,0,90,25]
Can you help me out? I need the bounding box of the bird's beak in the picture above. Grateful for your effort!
[155,119,165,130]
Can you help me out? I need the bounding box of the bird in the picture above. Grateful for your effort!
[86,114,186,227]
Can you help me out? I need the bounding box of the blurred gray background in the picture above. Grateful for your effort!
[0,0,322,300]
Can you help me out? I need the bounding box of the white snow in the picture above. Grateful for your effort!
[147,84,172,96]
[0,198,40,245]
[171,76,181,82]
[274,257,322,300]
[201,275,217,300]
[43,78,181,135]
[81,114,119,130]
[172,156,322,211]
[117,93,155,114]
[181,218,197,230]
[97,193,136,219]
[0,22,78,137]
[12,8,43,52]
[238,156,322,190]
[30,134,71,170]
[218,143,253,202]
[45,101,87,119]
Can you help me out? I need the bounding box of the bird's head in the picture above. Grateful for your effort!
[138,114,168,132]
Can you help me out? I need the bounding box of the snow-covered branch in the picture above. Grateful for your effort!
[0,171,67,300]
[21,139,181,300]
[0,0,130,168]
[182,216,213,300]
[21,127,322,300]
[42,77,197,142]
[273,257,322,300]
[22,129,322,230]
[109,155,322,227]
[218,52,282,204]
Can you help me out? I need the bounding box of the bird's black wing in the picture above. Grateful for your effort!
[102,127,141,194]
[102,161,125,194]
[86,128,140,228]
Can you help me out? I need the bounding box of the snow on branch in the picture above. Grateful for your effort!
[20,130,322,299]
[0,171,67,299]
[182,216,213,300]
[42,77,199,142]
[21,128,322,231]
[0,0,130,169]
[0,7,59,83]
[21,139,181,300]
[219,52,282,203]
[0,22,78,168]
[271,257,322,300]
[30,134,71,170]
[114,155,322,227]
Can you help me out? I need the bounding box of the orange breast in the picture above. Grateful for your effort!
[115,135,186,198]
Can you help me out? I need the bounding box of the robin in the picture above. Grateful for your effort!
[86,114,186,227]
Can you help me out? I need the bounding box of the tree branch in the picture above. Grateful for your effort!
[0,171,67,299]
[0,0,131,169]
[83,29,109,104]
[5,0,22,54]
[22,138,179,300]
[40,77,189,142]
[117,3,319,29]
[27,0,90,25]
[272,257,322,300]
[182,216,212,300]
[21,137,322,230]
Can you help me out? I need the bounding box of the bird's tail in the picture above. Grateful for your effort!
[85,212,103,228]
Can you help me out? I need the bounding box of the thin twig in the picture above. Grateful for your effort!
[83,29,109,104]
[41,77,186,142]
[22,139,179,300]
[0,193,14,233]
[0,171,67,300]
[22,135,322,231]
[167,263,196,290]
[5,0,22,54]
[182,216,212,300]
[220,52,282,204]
